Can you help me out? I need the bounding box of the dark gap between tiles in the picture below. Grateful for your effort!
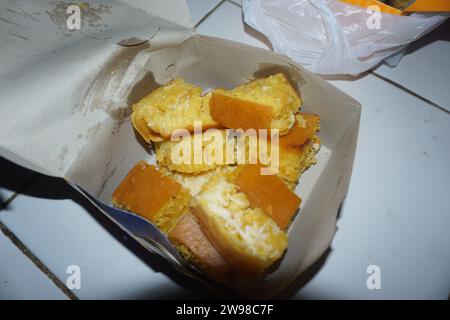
[226,0,242,8]
[403,18,450,56]
[195,0,226,28]
[363,19,450,114]
[371,71,450,115]
[0,220,79,300]
[200,0,274,51]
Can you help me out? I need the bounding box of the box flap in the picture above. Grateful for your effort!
[0,0,194,176]
[120,0,194,29]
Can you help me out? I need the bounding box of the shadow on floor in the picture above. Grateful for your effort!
[405,19,450,56]
[0,156,37,208]
[275,201,346,299]
[274,248,332,299]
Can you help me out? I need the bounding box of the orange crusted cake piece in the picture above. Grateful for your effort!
[112,161,190,233]
[210,93,273,131]
[191,172,288,277]
[114,73,323,280]
[209,73,302,135]
[274,113,321,189]
[234,164,301,230]
[131,79,220,142]
[168,214,233,281]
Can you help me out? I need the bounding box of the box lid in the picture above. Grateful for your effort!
[0,0,194,176]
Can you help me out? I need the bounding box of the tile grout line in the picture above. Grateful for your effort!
[0,220,79,300]
[195,0,226,28]
[371,71,450,115]
[226,0,242,8]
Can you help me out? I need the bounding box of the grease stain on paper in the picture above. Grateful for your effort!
[6,8,41,22]
[87,122,101,138]
[46,1,111,37]
[127,71,160,106]
[58,145,69,171]
[75,41,151,116]
[8,32,30,41]
[110,106,131,134]
[0,16,23,27]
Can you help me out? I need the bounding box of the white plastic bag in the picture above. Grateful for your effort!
[243,0,447,75]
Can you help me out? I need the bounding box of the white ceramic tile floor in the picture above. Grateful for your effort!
[0,227,67,300]
[1,0,449,299]
[196,0,271,50]
[228,0,242,6]
[292,74,450,299]
[374,19,450,112]
[0,175,195,299]
[186,0,222,25]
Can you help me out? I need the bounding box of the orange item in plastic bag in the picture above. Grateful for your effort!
[403,0,450,13]
[338,0,402,15]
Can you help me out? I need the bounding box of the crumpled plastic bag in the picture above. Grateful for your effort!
[243,0,447,75]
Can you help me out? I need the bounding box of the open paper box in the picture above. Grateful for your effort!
[0,0,360,298]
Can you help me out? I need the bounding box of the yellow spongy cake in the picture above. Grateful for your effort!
[160,166,237,197]
[114,74,324,280]
[233,164,301,230]
[155,129,235,174]
[230,113,320,189]
[160,168,216,197]
[168,214,233,282]
[131,79,219,142]
[209,73,302,135]
[276,113,321,189]
[112,161,191,233]
[278,137,320,190]
[155,119,320,185]
[191,174,288,277]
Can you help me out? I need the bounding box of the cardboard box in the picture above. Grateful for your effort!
[0,0,360,297]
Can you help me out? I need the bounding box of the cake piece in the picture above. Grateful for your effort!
[231,113,320,189]
[112,161,190,233]
[210,93,273,131]
[155,112,320,182]
[155,129,234,174]
[161,169,215,197]
[131,79,219,142]
[277,113,321,189]
[233,164,301,230]
[191,174,287,277]
[160,166,237,197]
[209,73,302,135]
[168,214,233,282]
